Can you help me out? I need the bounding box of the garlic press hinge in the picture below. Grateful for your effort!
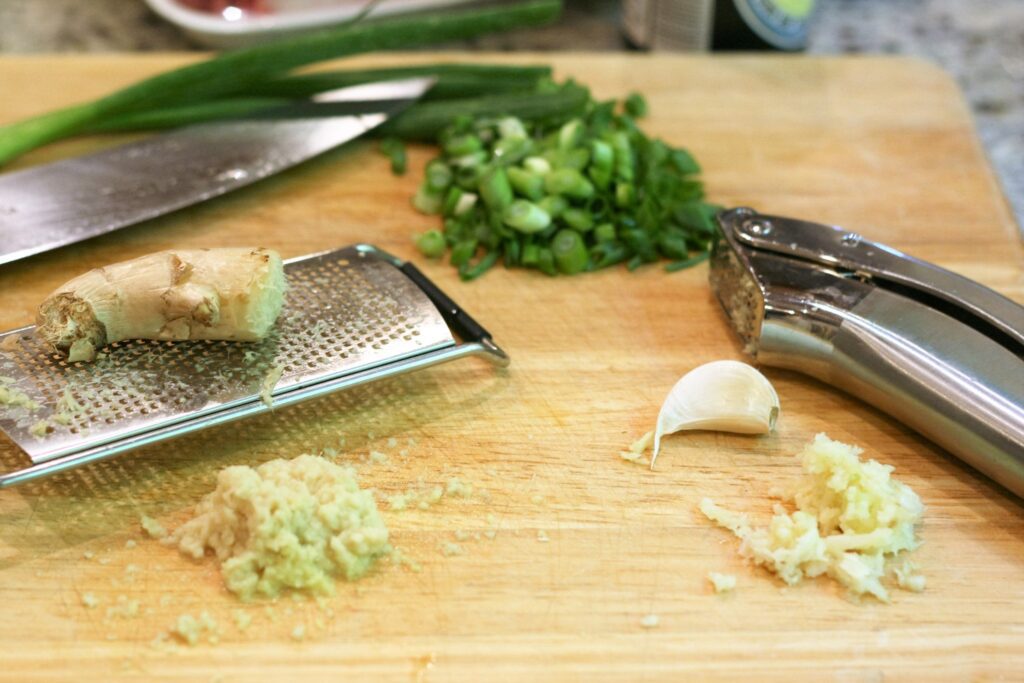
[720,207,1024,351]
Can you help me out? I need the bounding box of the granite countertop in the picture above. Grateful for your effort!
[0,0,1021,227]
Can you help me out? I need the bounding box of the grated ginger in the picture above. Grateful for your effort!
[259,364,284,408]
[171,611,219,646]
[700,433,924,602]
[168,454,388,600]
[140,515,168,540]
[0,379,38,411]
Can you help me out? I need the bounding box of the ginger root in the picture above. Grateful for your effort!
[37,248,286,361]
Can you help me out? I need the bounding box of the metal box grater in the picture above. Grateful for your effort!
[0,244,508,488]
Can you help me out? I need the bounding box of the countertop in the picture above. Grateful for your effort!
[0,0,1021,229]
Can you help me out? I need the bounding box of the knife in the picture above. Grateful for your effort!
[710,207,1024,498]
[0,77,434,266]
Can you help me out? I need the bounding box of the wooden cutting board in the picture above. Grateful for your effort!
[0,54,1022,682]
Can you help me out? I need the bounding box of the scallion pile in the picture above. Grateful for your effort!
[410,94,720,280]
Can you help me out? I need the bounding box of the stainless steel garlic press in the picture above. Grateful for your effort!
[710,207,1024,498]
[0,245,508,488]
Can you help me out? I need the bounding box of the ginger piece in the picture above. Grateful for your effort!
[37,248,286,361]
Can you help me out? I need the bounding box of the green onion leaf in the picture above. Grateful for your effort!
[378,137,407,175]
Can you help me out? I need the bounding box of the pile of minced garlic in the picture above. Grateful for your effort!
[700,433,925,602]
[168,454,389,600]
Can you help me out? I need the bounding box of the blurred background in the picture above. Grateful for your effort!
[0,0,1021,225]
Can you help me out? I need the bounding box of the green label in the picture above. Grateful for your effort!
[773,0,815,19]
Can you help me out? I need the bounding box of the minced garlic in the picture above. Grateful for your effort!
[708,572,737,593]
[700,433,924,602]
[640,614,660,628]
[168,454,388,600]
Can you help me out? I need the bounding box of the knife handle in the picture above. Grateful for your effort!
[756,285,1024,499]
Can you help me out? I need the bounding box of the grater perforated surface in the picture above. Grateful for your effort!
[0,246,454,464]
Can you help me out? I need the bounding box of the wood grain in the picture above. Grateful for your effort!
[0,54,1022,683]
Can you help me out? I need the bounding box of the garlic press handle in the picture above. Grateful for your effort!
[756,284,1024,499]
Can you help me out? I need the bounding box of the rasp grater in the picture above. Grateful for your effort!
[0,245,508,488]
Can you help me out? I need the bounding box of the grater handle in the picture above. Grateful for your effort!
[399,262,494,344]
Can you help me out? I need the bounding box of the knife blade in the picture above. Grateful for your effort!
[0,77,434,266]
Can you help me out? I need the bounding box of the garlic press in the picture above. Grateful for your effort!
[710,208,1024,498]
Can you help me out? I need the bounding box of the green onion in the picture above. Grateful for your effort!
[498,116,529,139]
[503,200,552,233]
[453,192,478,216]
[380,82,590,141]
[558,148,590,171]
[523,156,552,175]
[450,239,477,266]
[557,119,584,150]
[479,167,514,212]
[536,248,557,276]
[425,159,453,191]
[507,167,545,201]
[442,186,464,215]
[492,136,533,163]
[614,182,635,208]
[378,137,407,175]
[665,250,710,272]
[253,63,554,102]
[444,134,483,157]
[562,208,594,232]
[670,148,701,175]
[551,229,588,274]
[594,222,616,243]
[544,168,594,199]
[91,84,590,146]
[86,97,290,133]
[537,195,568,218]
[624,92,648,118]
[590,139,613,172]
[0,0,564,167]
[454,165,483,191]
[416,229,446,258]
[409,82,715,279]
[460,250,500,281]
[610,131,634,182]
[522,243,541,265]
[412,186,443,215]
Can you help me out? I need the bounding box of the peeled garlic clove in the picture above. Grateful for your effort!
[652,360,779,467]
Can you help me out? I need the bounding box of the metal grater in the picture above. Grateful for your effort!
[0,245,507,488]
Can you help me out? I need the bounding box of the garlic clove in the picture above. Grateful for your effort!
[651,360,779,468]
